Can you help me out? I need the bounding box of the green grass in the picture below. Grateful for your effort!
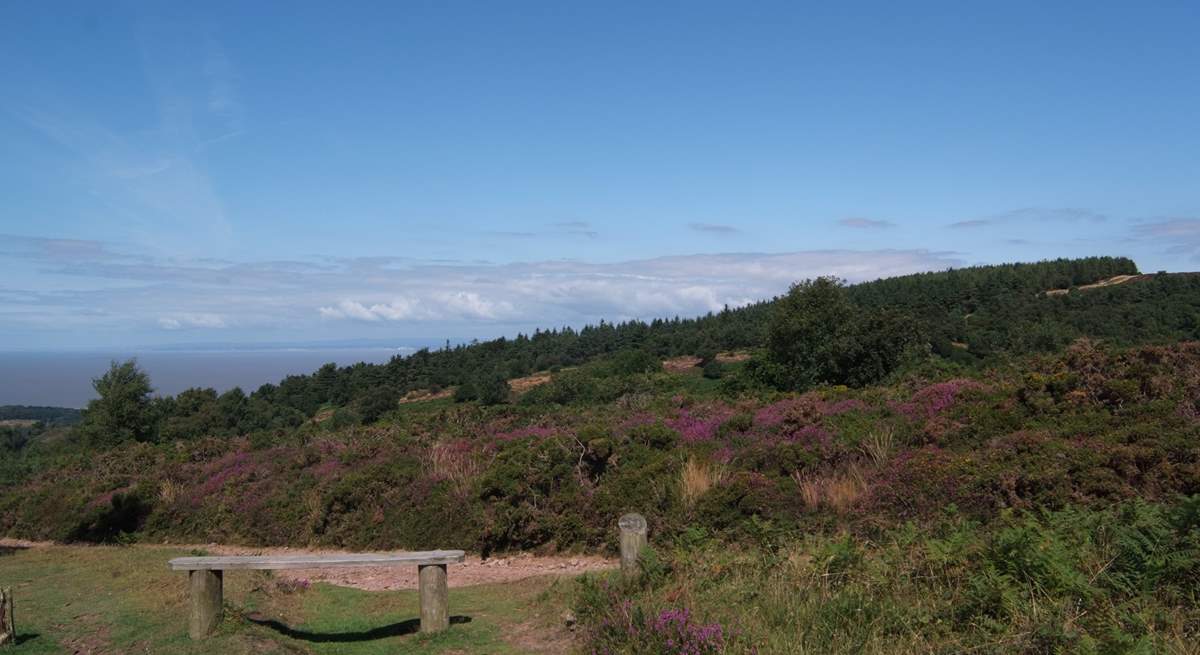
[0,544,572,654]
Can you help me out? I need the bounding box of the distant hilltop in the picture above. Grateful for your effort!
[0,405,81,426]
[1044,271,1200,296]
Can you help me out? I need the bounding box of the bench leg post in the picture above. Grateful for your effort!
[188,569,223,639]
[418,564,448,633]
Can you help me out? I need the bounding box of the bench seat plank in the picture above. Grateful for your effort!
[168,550,465,571]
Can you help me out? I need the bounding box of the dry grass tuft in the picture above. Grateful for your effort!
[429,442,482,497]
[302,488,325,536]
[793,464,867,513]
[681,456,726,507]
[860,427,895,468]
[158,479,181,506]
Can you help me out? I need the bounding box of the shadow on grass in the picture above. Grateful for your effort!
[15,633,41,645]
[0,545,30,557]
[248,616,472,642]
[67,493,151,543]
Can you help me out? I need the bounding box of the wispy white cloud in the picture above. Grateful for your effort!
[949,219,992,229]
[0,235,135,262]
[315,250,960,321]
[948,207,1108,229]
[1132,218,1200,239]
[1130,218,1200,259]
[9,28,245,258]
[203,37,242,129]
[688,222,741,235]
[158,313,227,330]
[1006,208,1108,223]
[483,222,599,240]
[546,221,599,239]
[483,231,538,239]
[195,130,245,152]
[838,217,895,229]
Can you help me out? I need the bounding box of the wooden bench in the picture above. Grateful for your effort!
[168,550,466,639]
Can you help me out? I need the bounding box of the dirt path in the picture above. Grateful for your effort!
[0,537,50,548]
[1,538,616,591]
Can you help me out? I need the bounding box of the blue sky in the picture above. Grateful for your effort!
[2,1,1198,350]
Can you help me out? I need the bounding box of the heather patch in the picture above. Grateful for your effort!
[492,425,560,442]
[667,405,734,444]
[890,378,987,421]
[3,343,1200,553]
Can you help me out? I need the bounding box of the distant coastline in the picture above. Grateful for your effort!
[0,347,429,408]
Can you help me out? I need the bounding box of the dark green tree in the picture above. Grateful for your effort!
[327,406,361,431]
[762,278,921,390]
[763,278,855,390]
[607,349,662,376]
[475,372,512,406]
[355,385,398,424]
[0,426,26,451]
[216,387,250,433]
[455,369,511,406]
[79,359,155,446]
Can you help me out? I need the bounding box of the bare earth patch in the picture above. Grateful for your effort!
[1045,274,1145,296]
[398,388,454,404]
[57,613,112,654]
[663,356,702,372]
[508,372,553,394]
[663,352,750,371]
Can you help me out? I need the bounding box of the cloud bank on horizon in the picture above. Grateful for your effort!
[7,209,1194,350]
[1,235,967,348]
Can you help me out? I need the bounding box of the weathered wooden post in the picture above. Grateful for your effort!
[418,564,449,633]
[0,587,15,647]
[619,513,648,580]
[188,570,223,639]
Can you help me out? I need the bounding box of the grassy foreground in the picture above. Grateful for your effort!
[0,543,572,654]
[572,501,1200,654]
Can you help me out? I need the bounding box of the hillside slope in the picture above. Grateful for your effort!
[62,257,1200,442]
